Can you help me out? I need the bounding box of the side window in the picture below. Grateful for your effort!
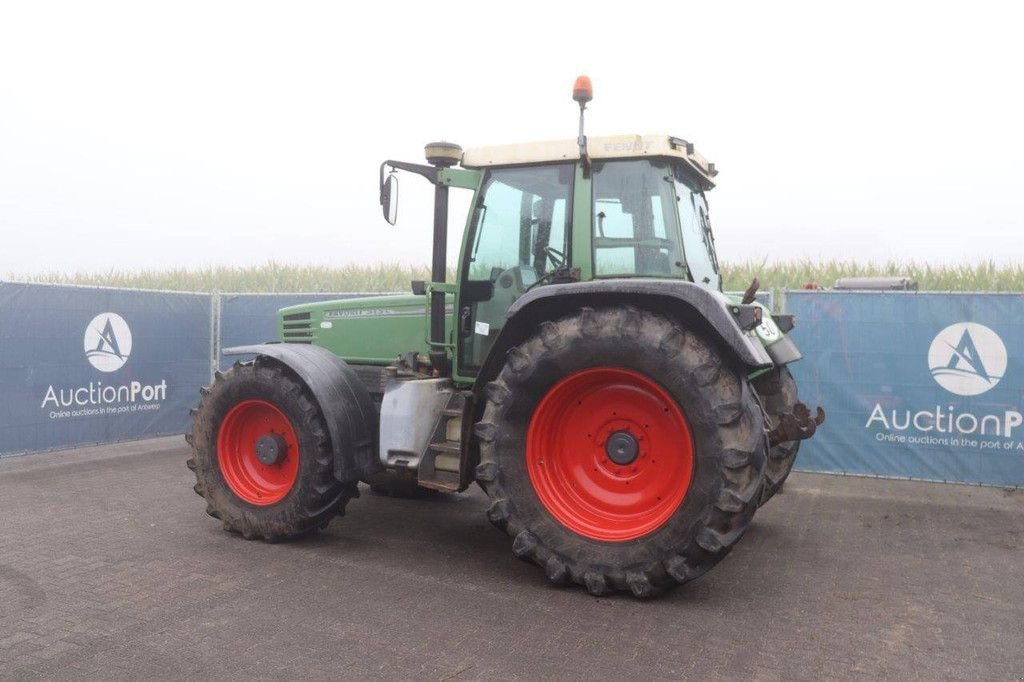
[468,180,524,279]
[460,164,573,372]
[546,198,567,265]
[467,168,572,280]
[592,160,684,277]
[675,175,721,290]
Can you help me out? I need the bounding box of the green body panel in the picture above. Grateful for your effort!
[570,164,594,282]
[438,167,482,190]
[277,294,453,365]
[450,168,487,382]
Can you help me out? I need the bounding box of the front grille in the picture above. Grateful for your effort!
[281,315,314,343]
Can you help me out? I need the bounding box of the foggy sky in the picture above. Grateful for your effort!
[1,1,1022,276]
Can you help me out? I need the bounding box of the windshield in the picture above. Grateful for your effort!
[674,167,721,290]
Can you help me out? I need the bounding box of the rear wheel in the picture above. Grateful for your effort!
[754,366,801,506]
[187,361,357,541]
[475,306,766,597]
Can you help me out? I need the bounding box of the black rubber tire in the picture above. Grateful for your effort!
[754,366,801,507]
[474,306,767,597]
[186,361,358,541]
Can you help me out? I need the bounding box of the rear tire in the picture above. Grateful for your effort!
[754,366,801,507]
[475,306,767,597]
[186,361,357,541]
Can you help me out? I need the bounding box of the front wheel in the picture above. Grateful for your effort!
[475,306,767,597]
[186,361,357,541]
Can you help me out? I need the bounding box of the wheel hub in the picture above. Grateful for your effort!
[255,433,288,465]
[605,430,639,465]
[526,367,695,542]
[217,399,300,506]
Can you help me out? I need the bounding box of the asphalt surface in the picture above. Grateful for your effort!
[1,437,1022,680]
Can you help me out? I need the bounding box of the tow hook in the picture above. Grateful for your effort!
[768,402,825,446]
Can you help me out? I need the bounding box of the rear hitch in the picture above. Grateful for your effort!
[768,402,825,446]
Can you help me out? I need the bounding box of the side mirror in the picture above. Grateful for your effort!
[381,174,399,225]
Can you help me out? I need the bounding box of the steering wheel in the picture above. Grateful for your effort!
[543,246,566,268]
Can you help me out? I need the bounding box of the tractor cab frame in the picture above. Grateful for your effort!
[378,133,789,388]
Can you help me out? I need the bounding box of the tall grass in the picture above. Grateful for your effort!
[15,262,449,293]
[721,259,1024,303]
[13,260,1024,295]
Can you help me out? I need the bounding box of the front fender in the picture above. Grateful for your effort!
[223,343,380,483]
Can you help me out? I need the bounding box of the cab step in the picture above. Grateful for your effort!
[417,390,473,491]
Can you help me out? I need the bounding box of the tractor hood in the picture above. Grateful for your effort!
[277,294,453,365]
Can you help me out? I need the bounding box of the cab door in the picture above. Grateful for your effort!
[455,163,573,376]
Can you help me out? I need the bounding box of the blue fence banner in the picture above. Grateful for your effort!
[785,291,1024,486]
[0,283,213,457]
[10,281,1022,487]
[217,293,377,369]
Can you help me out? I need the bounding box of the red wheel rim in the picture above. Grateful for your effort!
[526,367,694,542]
[217,400,300,505]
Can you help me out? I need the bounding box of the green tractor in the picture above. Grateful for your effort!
[187,76,823,597]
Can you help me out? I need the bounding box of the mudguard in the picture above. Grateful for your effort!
[475,279,776,388]
[222,343,381,483]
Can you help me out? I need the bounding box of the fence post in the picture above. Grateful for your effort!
[209,291,221,380]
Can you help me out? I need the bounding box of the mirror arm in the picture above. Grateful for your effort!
[379,160,438,204]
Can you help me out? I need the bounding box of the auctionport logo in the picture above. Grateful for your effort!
[84,313,133,372]
[866,320,1023,449]
[927,322,1006,396]
[40,312,168,418]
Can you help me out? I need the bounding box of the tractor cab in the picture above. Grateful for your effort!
[452,135,724,373]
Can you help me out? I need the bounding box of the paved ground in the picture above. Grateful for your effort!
[0,438,1022,680]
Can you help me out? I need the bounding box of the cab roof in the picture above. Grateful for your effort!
[460,134,718,188]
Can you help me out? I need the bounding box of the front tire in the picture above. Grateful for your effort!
[186,361,357,541]
[475,307,767,597]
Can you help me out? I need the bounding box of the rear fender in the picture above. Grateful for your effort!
[473,279,775,391]
[223,343,381,483]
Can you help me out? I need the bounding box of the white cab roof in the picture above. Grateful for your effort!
[461,134,717,187]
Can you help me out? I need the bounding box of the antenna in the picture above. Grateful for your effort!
[573,75,593,177]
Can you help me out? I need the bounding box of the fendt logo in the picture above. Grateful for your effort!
[927,322,1007,396]
[84,313,133,372]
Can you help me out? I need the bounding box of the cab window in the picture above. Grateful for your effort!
[674,166,721,290]
[592,159,685,277]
